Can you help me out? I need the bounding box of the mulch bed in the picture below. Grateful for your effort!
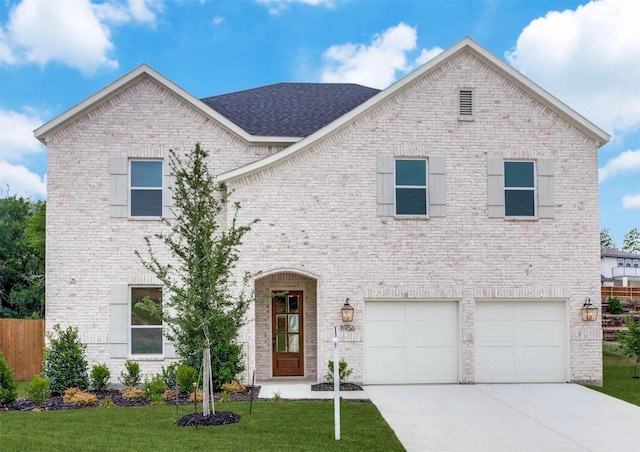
[176,411,240,427]
[4,387,260,412]
[310,382,363,391]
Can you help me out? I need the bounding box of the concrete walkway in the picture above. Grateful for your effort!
[365,384,640,452]
[257,381,367,400]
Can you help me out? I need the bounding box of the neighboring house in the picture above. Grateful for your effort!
[35,37,609,386]
[601,248,640,288]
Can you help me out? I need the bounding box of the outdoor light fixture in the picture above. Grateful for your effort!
[580,298,598,321]
[341,298,354,323]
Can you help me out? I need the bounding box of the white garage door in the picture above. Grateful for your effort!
[365,301,458,384]
[475,300,566,383]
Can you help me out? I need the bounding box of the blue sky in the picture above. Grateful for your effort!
[0,0,638,246]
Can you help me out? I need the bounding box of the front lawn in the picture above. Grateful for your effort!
[585,347,640,406]
[0,401,405,451]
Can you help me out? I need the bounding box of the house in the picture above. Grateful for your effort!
[601,248,640,288]
[35,37,609,386]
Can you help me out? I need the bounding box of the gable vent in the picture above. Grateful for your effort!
[459,89,473,119]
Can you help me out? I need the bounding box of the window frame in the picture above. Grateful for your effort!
[394,158,428,217]
[129,286,164,357]
[617,258,625,267]
[503,160,536,218]
[129,159,163,218]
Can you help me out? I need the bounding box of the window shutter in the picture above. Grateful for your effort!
[377,155,394,216]
[110,284,129,358]
[459,89,473,119]
[109,157,128,218]
[163,158,176,219]
[537,159,554,219]
[428,156,446,217]
[487,158,505,218]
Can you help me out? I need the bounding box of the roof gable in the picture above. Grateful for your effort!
[218,37,610,182]
[201,83,379,137]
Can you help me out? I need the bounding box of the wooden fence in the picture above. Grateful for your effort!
[601,286,640,300]
[0,319,45,380]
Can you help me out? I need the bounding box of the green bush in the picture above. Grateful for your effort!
[325,359,353,383]
[43,324,89,394]
[143,374,166,400]
[99,396,115,408]
[119,360,141,387]
[161,363,178,388]
[91,364,111,390]
[0,351,18,406]
[618,315,640,364]
[27,375,51,406]
[176,365,197,393]
[608,297,624,314]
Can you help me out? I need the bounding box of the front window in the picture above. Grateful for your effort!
[618,258,625,266]
[504,161,535,217]
[395,159,427,215]
[130,287,162,355]
[130,160,163,217]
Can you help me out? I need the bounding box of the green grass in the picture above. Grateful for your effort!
[585,346,640,406]
[0,401,405,451]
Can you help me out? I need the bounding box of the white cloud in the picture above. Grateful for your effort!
[1,0,164,74]
[0,108,45,161]
[321,23,442,89]
[599,149,640,182]
[506,0,640,134]
[0,160,46,199]
[257,0,336,15]
[212,16,224,26]
[622,194,640,210]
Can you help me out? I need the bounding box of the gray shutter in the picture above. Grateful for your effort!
[109,157,128,218]
[163,158,176,219]
[428,156,446,217]
[377,155,394,216]
[487,158,505,218]
[110,284,129,358]
[537,159,554,219]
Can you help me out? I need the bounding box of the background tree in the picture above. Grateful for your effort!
[600,228,616,249]
[622,228,640,253]
[0,194,45,318]
[136,144,257,417]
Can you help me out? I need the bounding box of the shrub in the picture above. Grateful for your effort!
[176,365,197,394]
[325,359,353,383]
[219,390,231,402]
[91,364,111,390]
[608,297,624,315]
[188,388,203,402]
[63,387,97,406]
[163,388,180,400]
[618,315,640,364]
[0,351,18,406]
[27,375,51,406]
[149,394,165,406]
[119,360,141,387]
[43,324,89,394]
[161,363,178,388]
[222,380,245,394]
[121,386,145,400]
[143,374,166,400]
[99,396,116,408]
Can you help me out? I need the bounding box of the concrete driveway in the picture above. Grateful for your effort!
[365,384,640,452]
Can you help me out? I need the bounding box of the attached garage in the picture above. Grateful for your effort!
[475,300,567,383]
[364,300,459,384]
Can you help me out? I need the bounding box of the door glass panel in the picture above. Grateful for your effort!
[276,315,287,333]
[288,314,299,333]
[275,296,286,313]
[288,334,299,353]
[288,295,299,313]
[276,334,287,352]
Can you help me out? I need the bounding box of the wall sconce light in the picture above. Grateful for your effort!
[340,298,355,331]
[580,298,598,321]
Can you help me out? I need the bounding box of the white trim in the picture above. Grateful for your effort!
[33,63,302,146]
[129,159,163,218]
[394,158,428,217]
[129,286,164,357]
[503,160,537,218]
[219,37,610,183]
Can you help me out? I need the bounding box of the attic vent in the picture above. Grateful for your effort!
[459,89,473,119]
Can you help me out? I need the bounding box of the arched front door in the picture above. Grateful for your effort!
[272,291,304,376]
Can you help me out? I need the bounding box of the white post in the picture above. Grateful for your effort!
[333,326,340,441]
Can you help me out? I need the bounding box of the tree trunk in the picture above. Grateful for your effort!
[202,346,215,416]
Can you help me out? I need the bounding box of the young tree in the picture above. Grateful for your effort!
[600,228,616,249]
[617,316,640,364]
[136,144,257,417]
[622,228,640,253]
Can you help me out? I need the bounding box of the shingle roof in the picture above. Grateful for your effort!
[200,83,380,137]
[601,247,640,259]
